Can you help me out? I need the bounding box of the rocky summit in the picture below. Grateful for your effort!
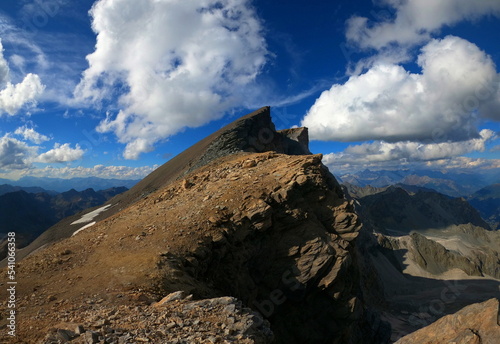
[1,107,498,343]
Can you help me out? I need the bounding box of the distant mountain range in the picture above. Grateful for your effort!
[338,169,500,229]
[0,184,56,196]
[343,183,491,233]
[0,186,127,260]
[0,176,140,192]
[468,184,500,230]
[336,168,500,197]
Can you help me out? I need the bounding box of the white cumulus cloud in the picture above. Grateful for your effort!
[36,143,85,163]
[75,0,268,159]
[346,0,500,50]
[0,39,45,115]
[14,125,50,144]
[302,36,500,143]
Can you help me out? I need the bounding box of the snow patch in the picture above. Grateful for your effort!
[72,222,96,236]
[71,204,112,225]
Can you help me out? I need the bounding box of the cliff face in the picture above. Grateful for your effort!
[0,108,388,343]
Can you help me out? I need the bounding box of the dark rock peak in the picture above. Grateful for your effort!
[112,106,312,214]
[186,106,311,175]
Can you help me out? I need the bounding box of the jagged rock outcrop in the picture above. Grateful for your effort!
[149,153,380,343]
[395,298,500,344]
[0,108,388,344]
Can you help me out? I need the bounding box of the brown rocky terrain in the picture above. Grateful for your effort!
[40,294,274,344]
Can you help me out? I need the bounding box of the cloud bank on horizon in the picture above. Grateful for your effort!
[303,0,500,172]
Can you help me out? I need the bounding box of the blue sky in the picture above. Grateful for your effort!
[0,0,499,180]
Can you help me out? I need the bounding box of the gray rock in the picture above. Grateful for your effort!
[84,331,99,344]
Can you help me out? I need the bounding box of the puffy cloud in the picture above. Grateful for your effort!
[75,0,268,159]
[346,0,500,50]
[0,40,45,115]
[36,143,85,163]
[0,73,45,114]
[14,125,50,144]
[302,36,500,143]
[0,135,36,169]
[324,129,495,168]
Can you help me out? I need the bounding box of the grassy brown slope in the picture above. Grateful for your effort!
[13,107,275,263]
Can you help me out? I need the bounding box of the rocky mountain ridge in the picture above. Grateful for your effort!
[1,107,498,343]
[1,151,387,343]
[11,107,311,264]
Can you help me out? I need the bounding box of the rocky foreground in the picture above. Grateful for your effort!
[41,293,273,344]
